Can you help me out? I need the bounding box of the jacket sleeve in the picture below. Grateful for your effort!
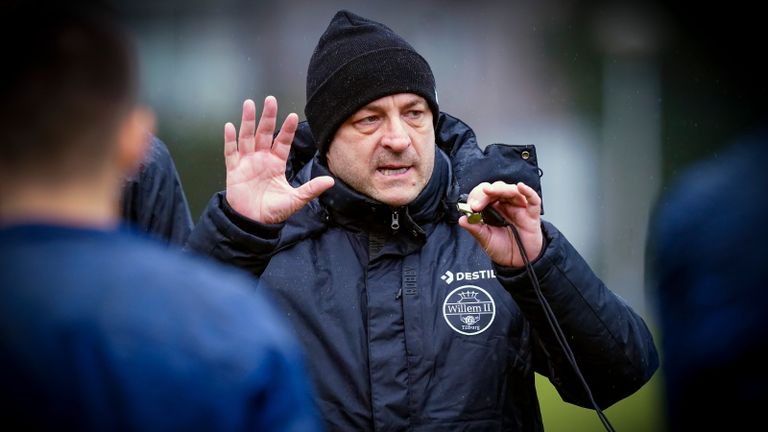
[121,135,193,246]
[185,191,284,276]
[495,221,659,409]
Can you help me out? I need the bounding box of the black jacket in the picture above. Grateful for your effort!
[121,135,193,246]
[188,113,658,431]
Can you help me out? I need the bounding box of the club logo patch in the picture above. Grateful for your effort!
[442,285,496,335]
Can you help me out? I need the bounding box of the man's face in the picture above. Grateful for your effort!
[326,93,435,207]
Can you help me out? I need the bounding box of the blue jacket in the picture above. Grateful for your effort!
[0,225,322,431]
[188,113,659,431]
[649,129,768,431]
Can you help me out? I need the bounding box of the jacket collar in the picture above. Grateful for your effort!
[311,147,451,235]
[286,112,543,236]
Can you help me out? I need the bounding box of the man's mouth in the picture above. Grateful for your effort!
[378,167,409,176]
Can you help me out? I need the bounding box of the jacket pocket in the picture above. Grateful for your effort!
[415,334,511,423]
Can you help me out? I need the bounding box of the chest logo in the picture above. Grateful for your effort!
[442,285,496,335]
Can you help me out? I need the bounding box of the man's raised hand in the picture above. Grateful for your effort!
[224,96,334,224]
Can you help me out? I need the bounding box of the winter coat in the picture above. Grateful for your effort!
[121,135,193,246]
[188,112,659,431]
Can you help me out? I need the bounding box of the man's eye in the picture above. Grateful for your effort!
[358,115,378,125]
[405,110,423,119]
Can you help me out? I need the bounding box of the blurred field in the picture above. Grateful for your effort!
[537,372,665,432]
[537,325,666,432]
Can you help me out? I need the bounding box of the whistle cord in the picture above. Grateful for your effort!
[507,223,616,432]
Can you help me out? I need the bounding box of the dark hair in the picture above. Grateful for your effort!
[0,1,138,181]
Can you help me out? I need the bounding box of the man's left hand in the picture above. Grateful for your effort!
[458,181,543,268]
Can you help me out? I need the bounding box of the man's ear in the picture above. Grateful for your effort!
[115,106,156,177]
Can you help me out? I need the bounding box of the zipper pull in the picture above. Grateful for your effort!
[391,210,400,230]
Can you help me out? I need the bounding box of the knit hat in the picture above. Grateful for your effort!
[305,10,439,156]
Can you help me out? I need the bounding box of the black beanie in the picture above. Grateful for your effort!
[305,10,439,156]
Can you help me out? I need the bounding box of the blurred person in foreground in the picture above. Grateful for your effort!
[648,2,768,430]
[0,2,321,430]
[650,126,768,431]
[187,10,659,430]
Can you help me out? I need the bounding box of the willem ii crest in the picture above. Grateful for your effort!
[442,285,496,335]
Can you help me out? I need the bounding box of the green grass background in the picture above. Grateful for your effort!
[536,353,666,432]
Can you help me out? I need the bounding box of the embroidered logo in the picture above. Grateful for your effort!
[441,271,454,284]
[442,285,496,335]
[440,269,496,285]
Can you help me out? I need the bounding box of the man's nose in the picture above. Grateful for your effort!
[380,116,411,151]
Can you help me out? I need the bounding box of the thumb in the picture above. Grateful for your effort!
[294,176,335,203]
[458,215,492,246]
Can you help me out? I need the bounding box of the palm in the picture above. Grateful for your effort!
[226,151,298,223]
[224,97,334,224]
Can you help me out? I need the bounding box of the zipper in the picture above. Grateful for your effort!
[391,209,400,231]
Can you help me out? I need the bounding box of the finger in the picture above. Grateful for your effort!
[254,95,278,152]
[516,182,542,207]
[458,215,478,234]
[294,176,335,204]
[483,182,528,207]
[238,99,257,154]
[508,191,528,208]
[458,214,492,245]
[466,182,493,211]
[272,113,299,160]
[468,181,520,211]
[224,122,239,171]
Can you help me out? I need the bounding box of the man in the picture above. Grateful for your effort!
[649,131,768,431]
[0,3,320,430]
[188,10,658,430]
[647,2,768,430]
[121,134,194,246]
